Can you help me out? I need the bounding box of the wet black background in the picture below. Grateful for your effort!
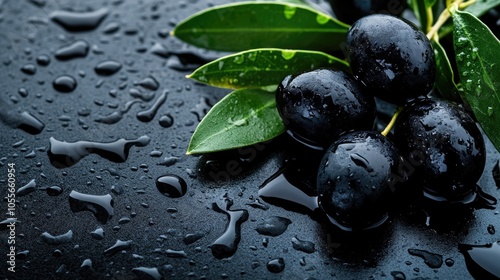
[0,0,499,279]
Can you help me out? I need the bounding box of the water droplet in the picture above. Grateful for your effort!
[137,90,168,122]
[21,63,36,75]
[493,160,500,189]
[291,236,316,253]
[102,22,120,34]
[233,55,244,64]
[50,7,109,32]
[471,47,479,60]
[36,54,50,66]
[130,88,155,102]
[258,167,319,213]
[191,97,211,121]
[255,216,292,237]
[165,249,187,258]
[183,231,205,245]
[246,198,269,210]
[68,190,114,224]
[487,224,496,234]
[135,76,159,91]
[16,179,36,196]
[390,271,406,280]
[159,114,174,128]
[95,100,141,125]
[157,156,181,167]
[41,230,73,245]
[94,60,122,76]
[156,174,187,198]
[487,106,494,117]
[210,202,248,259]
[407,248,443,268]
[15,111,45,134]
[281,50,296,60]
[91,227,105,240]
[465,79,473,90]
[283,5,296,19]
[53,75,77,93]
[131,267,163,280]
[457,37,469,46]
[103,239,132,257]
[228,117,247,127]
[55,40,89,60]
[316,14,330,25]
[48,135,150,168]
[18,88,28,98]
[266,258,285,273]
[46,185,63,196]
[459,242,500,279]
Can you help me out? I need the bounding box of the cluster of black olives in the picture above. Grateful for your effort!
[276,14,486,231]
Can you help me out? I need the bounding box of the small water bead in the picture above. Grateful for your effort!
[130,88,155,102]
[131,267,163,280]
[46,185,63,196]
[53,75,77,93]
[94,60,122,76]
[135,76,159,91]
[191,97,211,121]
[291,236,316,253]
[91,227,105,240]
[102,22,120,34]
[266,258,285,273]
[15,111,45,134]
[156,174,187,198]
[40,230,73,245]
[255,216,292,237]
[390,271,406,280]
[103,239,133,257]
[54,40,89,60]
[16,179,36,196]
[183,232,205,245]
[165,249,188,258]
[18,88,28,98]
[21,63,37,75]
[50,7,109,32]
[487,224,496,234]
[283,4,297,19]
[68,190,114,224]
[487,106,494,117]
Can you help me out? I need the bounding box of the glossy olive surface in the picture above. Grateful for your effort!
[316,130,400,231]
[394,98,486,199]
[346,14,435,105]
[276,68,376,147]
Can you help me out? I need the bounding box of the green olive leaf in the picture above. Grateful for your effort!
[464,0,500,18]
[187,89,285,154]
[187,48,349,91]
[171,1,349,52]
[432,40,461,102]
[451,8,500,152]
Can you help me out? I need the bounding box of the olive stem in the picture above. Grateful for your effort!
[426,0,476,41]
[381,107,403,137]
